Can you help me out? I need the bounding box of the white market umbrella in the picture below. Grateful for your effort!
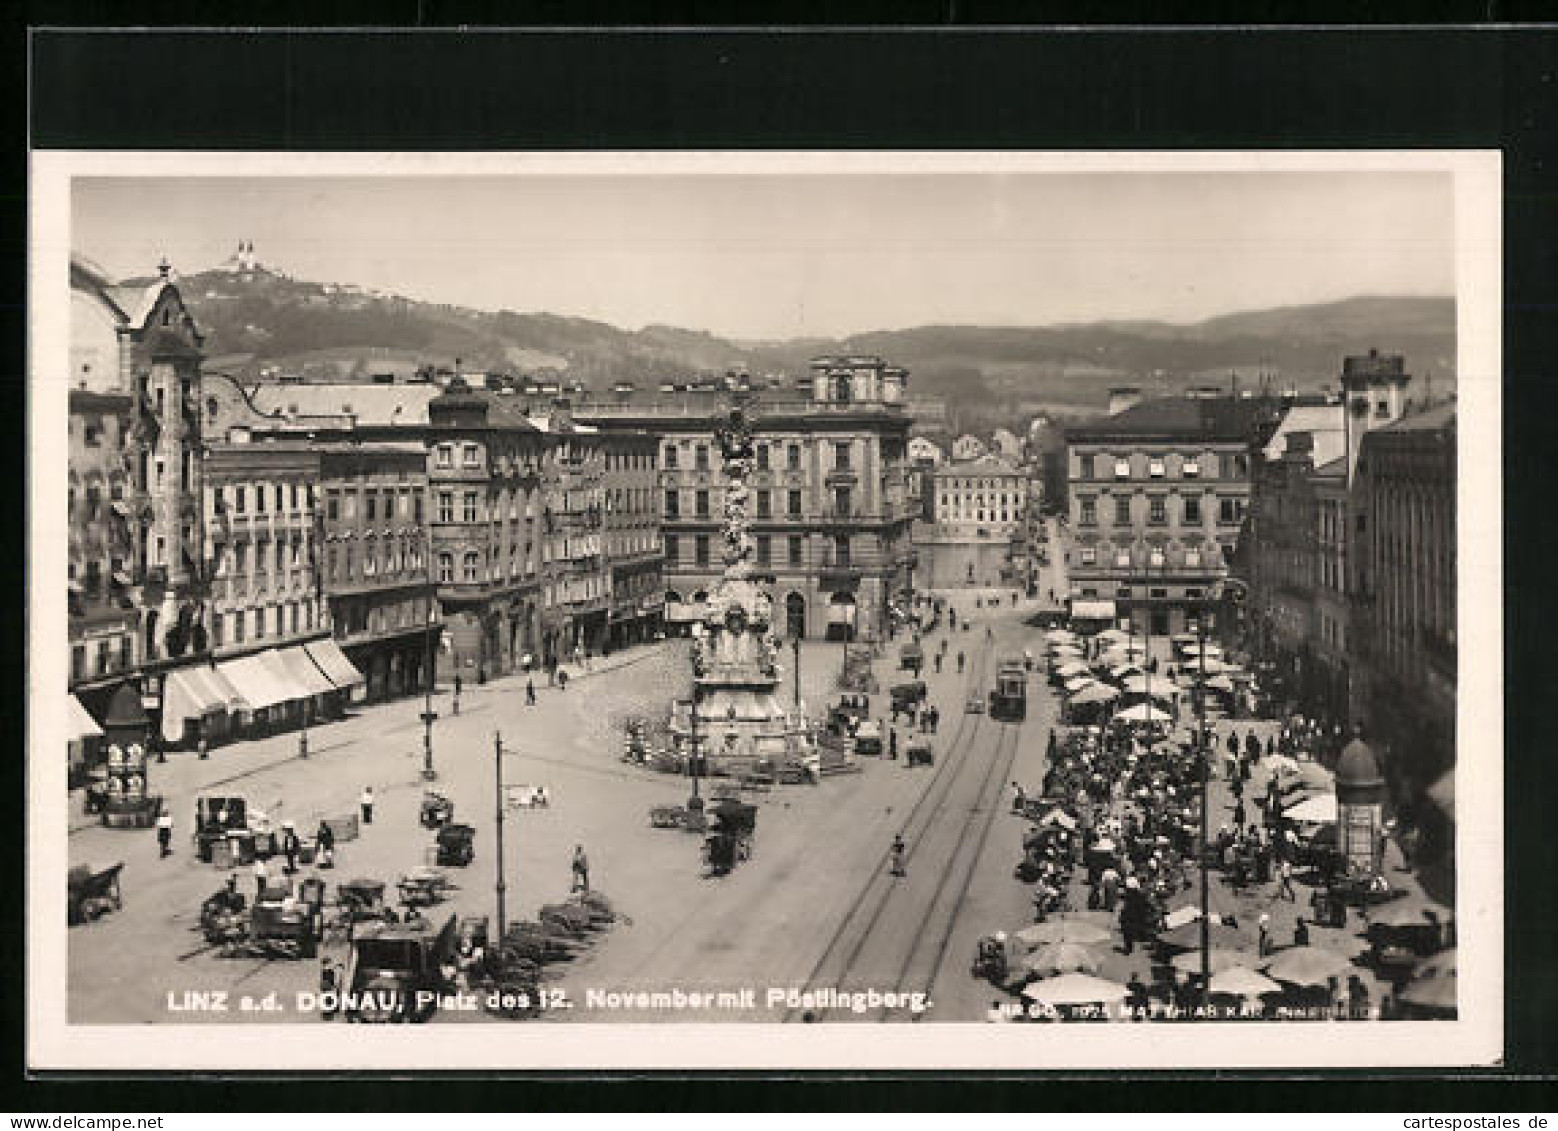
[1044,629,1077,643]
[1209,966,1283,997]
[1267,753,1301,774]
[1284,792,1339,824]
[1177,640,1224,656]
[1021,972,1129,1006]
[1070,683,1120,705]
[1110,664,1145,680]
[1056,660,1091,676]
[1204,674,1236,693]
[1064,677,1096,695]
[1262,945,1354,987]
[1097,628,1129,642]
[1015,918,1111,948]
[1116,703,1172,724]
[1122,675,1174,700]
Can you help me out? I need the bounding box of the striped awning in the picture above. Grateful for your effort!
[68,695,103,741]
[268,645,338,696]
[161,665,246,742]
[304,637,366,690]
[216,653,303,711]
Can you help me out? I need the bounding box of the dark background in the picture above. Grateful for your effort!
[16,13,1558,1110]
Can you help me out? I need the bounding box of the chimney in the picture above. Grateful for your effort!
[1107,387,1143,416]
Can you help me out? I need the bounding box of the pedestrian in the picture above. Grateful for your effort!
[198,734,210,761]
[558,668,569,691]
[957,651,966,674]
[319,957,341,1021]
[571,844,590,893]
[360,786,375,825]
[315,820,336,869]
[1012,782,1026,814]
[888,727,898,761]
[890,834,907,877]
[1277,857,1296,901]
[253,856,269,900]
[934,652,943,674]
[1294,916,1310,947]
[281,823,299,875]
[156,807,174,858]
[1233,798,1247,831]
[526,678,536,706]
[1257,913,1271,958]
[930,706,941,734]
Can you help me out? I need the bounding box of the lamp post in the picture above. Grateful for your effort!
[420,529,438,782]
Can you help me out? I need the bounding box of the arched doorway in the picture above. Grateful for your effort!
[827,591,857,642]
[785,592,806,640]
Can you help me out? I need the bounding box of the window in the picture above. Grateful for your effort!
[695,535,710,566]
[834,442,851,469]
[366,493,377,522]
[463,491,479,522]
[1149,497,1167,525]
[665,490,680,519]
[463,551,480,582]
[834,487,851,516]
[1184,496,1202,525]
[438,492,454,523]
[458,443,479,468]
[1080,498,1097,526]
[291,484,300,511]
[1149,458,1165,478]
[1115,551,1131,568]
[695,444,709,471]
[415,494,424,523]
[1079,454,1095,479]
[787,489,802,518]
[343,492,356,520]
[1149,549,1165,569]
[233,611,246,644]
[438,552,454,582]
[833,535,851,566]
[756,535,771,566]
[273,485,284,512]
[275,540,286,573]
[236,486,247,514]
[695,490,710,519]
[756,490,771,519]
[212,614,224,649]
[663,534,679,562]
[1232,455,1249,478]
[665,445,679,469]
[1183,458,1200,478]
[1149,587,1168,599]
[1218,497,1242,526]
[1079,548,1097,565]
[327,546,338,578]
[436,445,453,469]
[1114,458,1131,479]
[253,483,265,514]
[254,606,266,640]
[364,538,377,576]
[788,535,804,566]
[788,444,801,471]
[1114,497,1131,525]
[757,444,770,471]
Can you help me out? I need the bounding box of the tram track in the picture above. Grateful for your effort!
[781,647,998,1023]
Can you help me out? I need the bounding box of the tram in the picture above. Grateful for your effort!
[988,658,1028,722]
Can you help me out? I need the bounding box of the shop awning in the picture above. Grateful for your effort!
[216,653,301,711]
[68,695,103,741]
[161,665,246,742]
[304,637,366,690]
[269,645,338,697]
[1070,600,1117,621]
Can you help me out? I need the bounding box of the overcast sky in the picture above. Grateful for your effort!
[72,172,1455,341]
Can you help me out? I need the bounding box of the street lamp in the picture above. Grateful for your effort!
[419,529,438,782]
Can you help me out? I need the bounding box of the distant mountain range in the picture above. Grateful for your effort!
[146,261,1456,430]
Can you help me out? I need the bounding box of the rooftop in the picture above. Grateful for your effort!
[1065,395,1270,443]
[250,382,442,428]
[1263,403,1346,465]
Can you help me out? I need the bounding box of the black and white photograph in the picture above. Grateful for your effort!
[29,150,1501,1070]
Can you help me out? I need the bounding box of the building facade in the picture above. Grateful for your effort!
[602,431,665,649]
[1064,396,1272,637]
[914,454,1029,589]
[577,355,916,642]
[317,442,438,702]
[1350,403,1457,807]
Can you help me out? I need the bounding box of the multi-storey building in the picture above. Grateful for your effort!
[1027,412,1069,515]
[1244,352,1414,728]
[317,441,438,701]
[69,256,211,749]
[601,431,665,649]
[951,433,988,461]
[1350,402,1456,806]
[425,379,549,680]
[577,355,916,642]
[914,454,1029,588]
[1064,394,1273,636]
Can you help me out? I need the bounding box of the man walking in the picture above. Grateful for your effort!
[156,808,174,858]
[526,678,537,706]
[888,727,898,761]
[957,651,965,675]
[889,834,907,877]
[1277,857,1296,901]
[360,786,375,826]
[571,844,590,893]
[253,855,269,900]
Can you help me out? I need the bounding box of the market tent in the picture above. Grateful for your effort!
[160,665,246,742]
[67,695,103,741]
[1015,918,1111,948]
[1115,703,1172,724]
[1020,942,1102,978]
[1209,966,1282,997]
[1158,914,1244,952]
[1171,947,1258,975]
[268,645,338,697]
[1063,676,1096,695]
[1261,945,1354,987]
[216,653,301,711]
[1070,601,1117,622]
[1204,674,1236,693]
[304,638,367,691]
[1021,971,1128,1005]
[1069,683,1120,705]
[1121,675,1174,700]
[1369,896,1455,930]
[1056,660,1091,676]
[1044,629,1077,643]
[1097,628,1129,642]
[1284,793,1338,824]
[1109,663,1144,680]
[1265,753,1300,774]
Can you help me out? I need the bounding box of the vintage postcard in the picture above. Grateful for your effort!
[29,150,1501,1070]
